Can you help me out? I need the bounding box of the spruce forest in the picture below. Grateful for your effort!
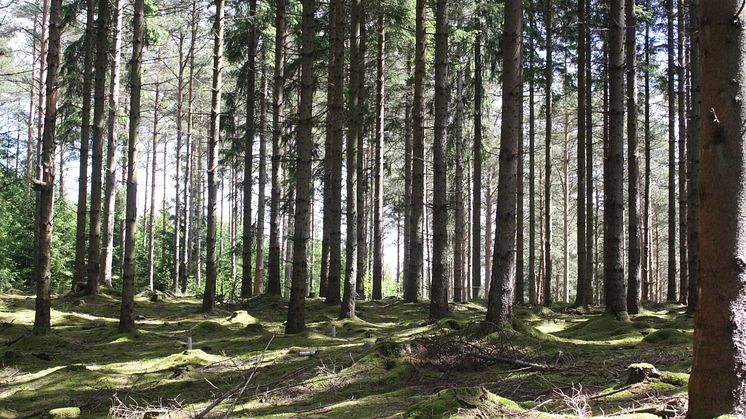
[0,0,744,417]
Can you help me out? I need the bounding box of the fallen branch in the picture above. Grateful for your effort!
[589,384,633,400]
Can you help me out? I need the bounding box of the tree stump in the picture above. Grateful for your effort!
[627,363,662,384]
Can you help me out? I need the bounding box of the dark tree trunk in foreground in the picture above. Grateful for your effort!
[267,0,286,297]
[355,5,368,300]
[472,16,483,299]
[372,12,385,301]
[285,0,315,334]
[241,0,258,298]
[32,0,61,335]
[626,0,641,314]
[485,0,522,325]
[605,0,628,319]
[688,2,746,415]
[72,0,94,291]
[101,0,123,288]
[666,0,677,302]
[405,0,426,303]
[119,0,143,332]
[686,0,700,313]
[87,0,111,294]
[643,0,652,301]
[430,0,450,319]
[543,0,553,306]
[203,0,225,313]
[340,0,361,316]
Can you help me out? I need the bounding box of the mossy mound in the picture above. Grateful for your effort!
[556,313,637,341]
[660,371,689,387]
[436,317,472,331]
[144,349,224,373]
[48,407,81,418]
[188,320,230,336]
[511,318,560,341]
[405,386,523,418]
[642,328,691,345]
[226,310,260,326]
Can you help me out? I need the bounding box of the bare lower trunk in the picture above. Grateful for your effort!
[666,0,677,302]
[255,53,268,295]
[241,0,258,299]
[472,20,483,299]
[372,12,385,301]
[626,0,641,314]
[686,0,700,313]
[148,82,160,291]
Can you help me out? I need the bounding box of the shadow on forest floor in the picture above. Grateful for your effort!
[0,289,692,418]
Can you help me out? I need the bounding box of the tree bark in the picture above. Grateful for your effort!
[677,0,688,305]
[472,14,483,300]
[173,34,186,294]
[575,0,591,307]
[72,1,94,291]
[267,0,286,297]
[87,0,111,294]
[543,0,553,306]
[686,0,700,313]
[255,48,268,295]
[485,0,522,324]
[528,4,537,305]
[688,2,746,415]
[101,0,123,288]
[455,63,465,303]
[405,0,426,303]
[666,0,678,302]
[626,0,641,314]
[203,0,225,312]
[148,81,160,291]
[372,12,385,301]
[605,0,628,318]
[285,0,315,333]
[643,0,652,301]
[32,0,61,335]
[356,4,368,300]
[241,0,258,299]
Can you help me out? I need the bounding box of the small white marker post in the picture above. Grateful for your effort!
[187,336,193,350]
[331,325,336,337]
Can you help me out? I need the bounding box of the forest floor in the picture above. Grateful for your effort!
[0,289,692,418]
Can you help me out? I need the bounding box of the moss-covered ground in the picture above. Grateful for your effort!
[0,290,692,418]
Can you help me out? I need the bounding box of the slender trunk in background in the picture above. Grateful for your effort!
[195,124,204,288]
[267,0,286,296]
[355,4,368,300]
[584,0,594,306]
[203,0,225,312]
[32,0,61,335]
[454,66,465,303]
[402,58,412,291]
[605,0,627,318]
[72,2,94,291]
[405,0,426,303]
[575,0,591,307]
[148,82,160,291]
[285,0,315,333]
[102,0,123,287]
[643,0,652,301]
[677,0,688,304]
[255,52,268,295]
[484,175,493,297]
[340,0,362,316]
[626,0,641,314]
[181,1,198,292]
[528,4,537,305]
[688,2,746,415]
[27,15,37,193]
[543,0,553,306]
[486,0,522,324]
[372,12,385,301]
[666,0,677,302]
[472,15,483,300]
[87,0,111,294]
[430,0,450,320]
[686,0,700,313]
[562,112,569,303]
[173,34,186,294]
[241,0,257,298]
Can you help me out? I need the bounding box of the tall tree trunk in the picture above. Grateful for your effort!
[484,175,493,298]
[666,0,678,302]
[677,0,688,304]
[515,87,525,305]
[241,0,258,298]
[686,0,700,313]
[485,0,522,324]
[267,0,286,296]
[605,0,627,319]
[543,0,553,306]
[356,4,368,300]
[173,34,186,294]
[32,0,61,335]
[203,0,225,312]
[181,4,198,293]
[585,0,594,306]
[285,0,315,333]
[430,0,450,320]
[643,0,652,301]
[255,49,268,295]
[562,112,569,303]
[626,0,641,314]
[87,0,111,294]
[575,0,591,307]
[148,82,160,291]
[101,0,123,288]
[472,14,483,300]
[402,58,412,295]
[455,65,465,303]
[72,1,94,291]
[688,3,746,415]
[528,4,537,305]
[405,0,426,303]
[372,12,385,301]
[27,14,37,193]
[340,0,362,316]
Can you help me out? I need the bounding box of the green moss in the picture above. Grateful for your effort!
[660,371,689,387]
[188,320,230,335]
[556,313,637,341]
[642,328,691,345]
[48,407,80,418]
[405,387,523,418]
[226,310,260,325]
